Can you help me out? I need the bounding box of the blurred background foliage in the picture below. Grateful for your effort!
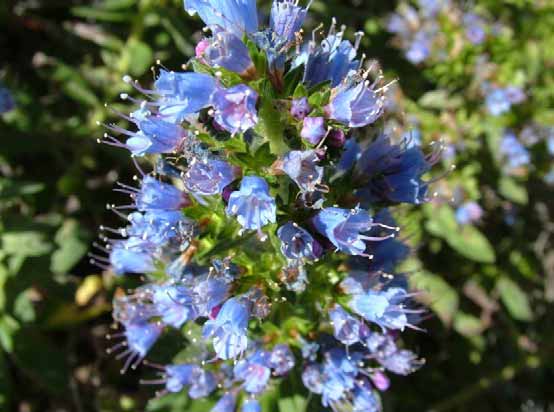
[0,0,553,411]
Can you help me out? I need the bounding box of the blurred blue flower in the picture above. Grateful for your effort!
[0,85,15,113]
[290,97,311,120]
[328,305,361,345]
[455,201,483,225]
[233,350,271,393]
[269,344,295,376]
[135,176,191,211]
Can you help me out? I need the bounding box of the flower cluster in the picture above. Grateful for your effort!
[94,1,439,410]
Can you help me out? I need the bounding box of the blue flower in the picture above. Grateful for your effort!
[455,201,483,225]
[212,392,238,412]
[379,348,424,376]
[121,321,163,369]
[125,117,187,156]
[295,32,360,87]
[406,31,432,64]
[320,348,361,406]
[193,277,231,317]
[290,97,311,120]
[125,210,187,248]
[226,176,276,238]
[204,31,256,78]
[269,344,295,376]
[151,283,197,328]
[336,138,361,172]
[153,70,217,123]
[242,399,261,412]
[301,364,324,394]
[328,305,361,345]
[203,297,250,360]
[212,84,259,134]
[349,287,411,331]
[277,222,321,260]
[109,237,156,275]
[463,13,486,45]
[313,207,386,256]
[485,88,511,116]
[281,150,324,193]
[301,117,326,145]
[163,364,195,392]
[184,0,258,36]
[184,158,239,198]
[189,367,218,398]
[500,130,530,173]
[270,0,308,43]
[135,176,191,211]
[0,85,15,114]
[326,78,385,128]
[355,135,433,205]
[352,380,380,412]
[233,350,271,393]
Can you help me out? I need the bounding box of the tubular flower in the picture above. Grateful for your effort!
[96,1,438,410]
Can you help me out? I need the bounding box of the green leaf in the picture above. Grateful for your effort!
[411,271,459,325]
[497,277,533,321]
[0,315,19,353]
[453,311,484,338]
[1,231,53,258]
[50,219,90,274]
[498,176,528,205]
[121,39,153,77]
[257,98,289,156]
[446,225,496,263]
[278,395,308,412]
[13,290,36,323]
[418,90,463,110]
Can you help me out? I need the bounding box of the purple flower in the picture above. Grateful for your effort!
[328,305,361,345]
[277,222,321,260]
[326,78,385,128]
[233,350,271,393]
[370,370,390,391]
[204,31,256,78]
[135,176,191,211]
[184,0,258,36]
[366,332,424,375]
[313,207,389,256]
[290,97,311,120]
[203,297,250,360]
[301,117,326,145]
[226,176,276,237]
[455,201,483,225]
[270,0,308,43]
[349,287,412,331]
[212,84,259,134]
[328,129,346,148]
[269,344,295,376]
[320,349,361,406]
[184,158,238,198]
[281,150,324,192]
[153,70,217,123]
